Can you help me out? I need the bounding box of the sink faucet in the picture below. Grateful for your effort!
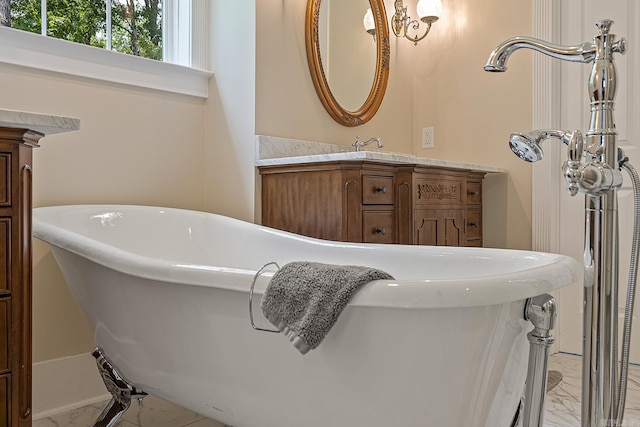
[353,136,383,151]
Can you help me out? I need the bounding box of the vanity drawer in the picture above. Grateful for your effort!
[362,210,394,243]
[0,154,10,207]
[467,182,482,205]
[466,209,482,241]
[0,218,10,294]
[0,299,7,372]
[362,175,393,205]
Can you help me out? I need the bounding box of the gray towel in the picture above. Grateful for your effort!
[260,261,394,354]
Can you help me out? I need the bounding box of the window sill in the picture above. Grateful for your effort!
[0,26,212,98]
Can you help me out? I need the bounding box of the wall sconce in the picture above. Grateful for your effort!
[392,0,443,46]
[363,8,376,41]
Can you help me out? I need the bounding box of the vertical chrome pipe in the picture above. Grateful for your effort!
[582,193,619,426]
[581,20,624,426]
[523,294,557,427]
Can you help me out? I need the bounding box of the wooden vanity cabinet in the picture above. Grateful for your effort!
[259,161,485,247]
[260,162,397,243]
[0,128,41,427]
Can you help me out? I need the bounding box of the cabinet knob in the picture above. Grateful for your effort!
[469,221,478,228]
[469,190,478,196]
[375,227,386,235]
[376,186,387,193]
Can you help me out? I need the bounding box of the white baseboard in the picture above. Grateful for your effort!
[32,352,111,420]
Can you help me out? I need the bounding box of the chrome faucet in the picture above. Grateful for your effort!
[484,38,596,72]
[486,19,629,427]
[353,136,383,151]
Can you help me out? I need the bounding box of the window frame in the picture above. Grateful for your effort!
[0,0,211,98]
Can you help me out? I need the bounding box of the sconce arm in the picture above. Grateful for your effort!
[407,21,434,46]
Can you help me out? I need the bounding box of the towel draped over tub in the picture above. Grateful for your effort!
[260,261,394,354]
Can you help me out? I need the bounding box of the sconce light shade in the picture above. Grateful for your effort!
[363,8,376,33]
[416,0,442,23]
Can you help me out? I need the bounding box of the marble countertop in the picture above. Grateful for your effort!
[0,108,80,135]
[255,135,507,174]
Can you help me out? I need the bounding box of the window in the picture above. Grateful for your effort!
[0,0,210,97]
[10,0,163,61]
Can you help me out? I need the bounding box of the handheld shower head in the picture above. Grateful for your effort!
[508,129,580,163]
[509,132,544,162]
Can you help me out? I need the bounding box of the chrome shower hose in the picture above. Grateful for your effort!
[616,159,640,425]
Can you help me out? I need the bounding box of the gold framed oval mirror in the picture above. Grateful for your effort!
[305,0,390,127]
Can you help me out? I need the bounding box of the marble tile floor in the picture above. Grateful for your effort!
[545,353,640,426]
[33,352,640,427]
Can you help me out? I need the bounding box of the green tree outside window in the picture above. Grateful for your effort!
[4,0,162,61]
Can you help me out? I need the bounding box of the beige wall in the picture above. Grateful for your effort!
[204,0,256,222]
[256,0,533,249]
[0,63,207,362]
[412,0,533,249]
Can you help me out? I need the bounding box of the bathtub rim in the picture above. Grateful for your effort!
[32,204,581,309]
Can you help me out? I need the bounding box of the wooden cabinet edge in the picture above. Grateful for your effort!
[0,127,44,427]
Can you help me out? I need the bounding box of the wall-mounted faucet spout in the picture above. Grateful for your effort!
[484,37,596,72]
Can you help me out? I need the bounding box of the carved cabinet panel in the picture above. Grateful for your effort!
[259,161,486,247]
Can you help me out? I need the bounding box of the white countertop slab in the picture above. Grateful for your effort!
[255,135,507,174]
[0,108,80,135]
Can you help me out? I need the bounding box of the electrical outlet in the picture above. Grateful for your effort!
[422,127,434,149]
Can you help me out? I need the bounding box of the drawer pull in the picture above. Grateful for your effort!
[375,227,387,235]
[469,190,478,196]
[376,186,387,194]
[469,221,478,228]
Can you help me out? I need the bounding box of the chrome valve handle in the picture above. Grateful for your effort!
[562,130,584,196]
[561,129,624,197]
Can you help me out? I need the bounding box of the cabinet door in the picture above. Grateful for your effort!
[0,373,8,427]
[415,209,464,246]
[0,299,7,372]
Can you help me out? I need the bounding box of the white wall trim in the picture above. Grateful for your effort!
[532,0,562,255]
[191,0,210,70]
[32,352,110,420]
[0,26,212,98]
[532,0,563,354]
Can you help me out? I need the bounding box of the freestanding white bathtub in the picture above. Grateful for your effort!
[32,205,579,427]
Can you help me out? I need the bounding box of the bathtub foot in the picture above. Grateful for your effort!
[522,294,557,427]
[91,347,148,427]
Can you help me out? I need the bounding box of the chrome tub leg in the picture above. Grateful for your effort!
[91,346,148,427]
[522,294,557,427]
